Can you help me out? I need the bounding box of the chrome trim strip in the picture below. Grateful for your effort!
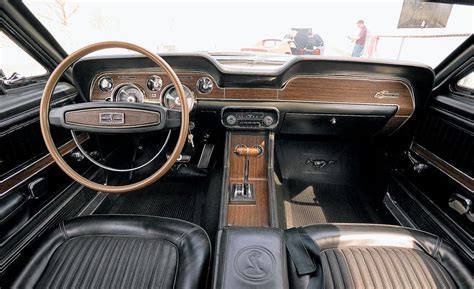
[218,131,232,229]
[410,141,473,192]
[0,134,89,196]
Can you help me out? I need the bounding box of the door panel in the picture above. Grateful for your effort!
[0,82,97,284]
[386,47,473,265]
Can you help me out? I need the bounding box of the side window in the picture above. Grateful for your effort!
[0,32,47,79]
[456,71,474,92]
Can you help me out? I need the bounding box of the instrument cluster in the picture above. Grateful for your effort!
[92,72,215,112]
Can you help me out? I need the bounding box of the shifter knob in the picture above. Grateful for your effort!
[234,145,263,157]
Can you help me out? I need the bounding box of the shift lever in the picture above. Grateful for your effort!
[231,145,263,203]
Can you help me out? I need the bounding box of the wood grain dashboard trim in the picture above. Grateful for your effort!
[279,76,413,116]
[90,70,415,133]
[90,70,224,102]
[91,71,413,107]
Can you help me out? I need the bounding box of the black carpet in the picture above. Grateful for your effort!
[94,179,207,225]
[285,180,372,226]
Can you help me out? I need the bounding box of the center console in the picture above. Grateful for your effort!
[219,107,279,228]
[214,107,287,288]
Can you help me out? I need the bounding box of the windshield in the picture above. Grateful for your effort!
[25,0,473,68]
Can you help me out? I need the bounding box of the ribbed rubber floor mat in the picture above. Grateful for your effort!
[94,180,205,224]
[285,180,371,227]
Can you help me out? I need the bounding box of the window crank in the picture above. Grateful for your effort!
[406,151,428,173]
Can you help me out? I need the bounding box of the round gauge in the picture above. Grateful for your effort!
[196,77,213,94]
[147,75,163,91]
[114,84,145,103]
[99,77,113,92]
[161,85,195,111]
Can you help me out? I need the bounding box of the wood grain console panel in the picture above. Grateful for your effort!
[227,134,269,227]
[228,180,269,227]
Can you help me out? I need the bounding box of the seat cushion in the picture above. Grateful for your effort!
[321,247,456,289]
[287,224,473,289]
[12,215,211,289]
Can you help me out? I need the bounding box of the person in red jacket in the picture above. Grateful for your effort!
[350,19,368,57]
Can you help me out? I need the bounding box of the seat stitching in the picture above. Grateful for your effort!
[340,248,357,289]
[320,252,334,289]
[69,234,104,288]
[373,248,395,289]
[363,248,383,289]
[327,250,342,289]
[348,248,368,289]
[421,252,450,288]
[398,249,423,289]
[407,249,436,289]
[334,249,350,289]
[356,247,375,289]
[99,237,128,289]
[382,247,406,288]
[419,252,455,289]
[46,235,92,288]
[157,242,171,289]
[390,248,415,289]
[137,240,155,288]
[368,248,391,289]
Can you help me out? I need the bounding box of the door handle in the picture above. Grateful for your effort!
[448,194,473,222]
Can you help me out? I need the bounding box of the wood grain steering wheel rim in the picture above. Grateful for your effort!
[40,41,189,193]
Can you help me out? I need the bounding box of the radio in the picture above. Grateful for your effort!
[221,107,279,129]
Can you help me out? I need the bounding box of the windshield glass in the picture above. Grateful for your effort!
[25,0,473,68]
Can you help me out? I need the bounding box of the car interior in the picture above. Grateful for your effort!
[1,1,473,288]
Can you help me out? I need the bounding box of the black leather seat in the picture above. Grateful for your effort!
[288,224,473,289]
[12,215,211,289]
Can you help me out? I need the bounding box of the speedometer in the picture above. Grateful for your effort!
[161,85,195,111]
[114,84,145,103]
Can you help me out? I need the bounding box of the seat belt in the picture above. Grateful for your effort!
[284,227,323,288]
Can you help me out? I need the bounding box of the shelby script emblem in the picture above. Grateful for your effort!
[374,90,400,98]
[99,112,125,124]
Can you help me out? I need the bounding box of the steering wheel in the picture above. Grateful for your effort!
[40,41,189,193]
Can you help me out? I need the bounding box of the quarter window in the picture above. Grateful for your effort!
[0,32,47,79]
[457,71,474,91]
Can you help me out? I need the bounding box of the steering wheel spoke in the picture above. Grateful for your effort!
[49,102,180,133]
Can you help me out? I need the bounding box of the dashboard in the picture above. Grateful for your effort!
[75,54,435,136]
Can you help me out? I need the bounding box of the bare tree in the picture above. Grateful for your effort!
[40,0,79,27]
